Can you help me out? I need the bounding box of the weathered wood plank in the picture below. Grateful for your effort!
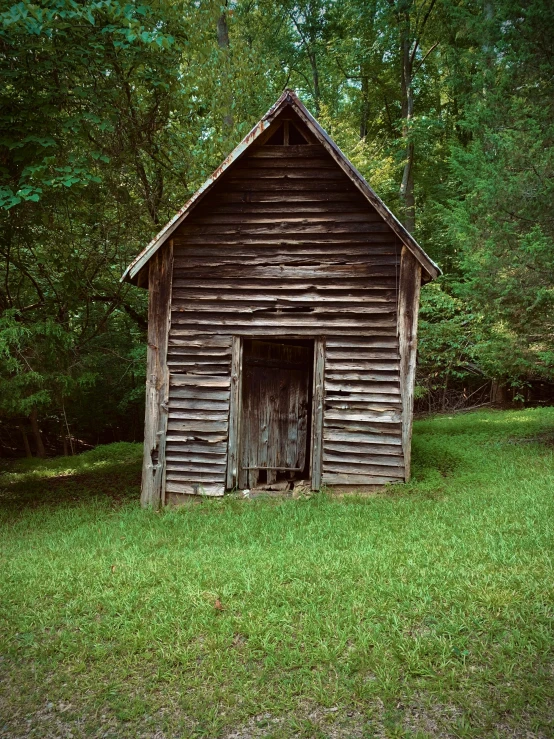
[325,399,401,412]
[239,156,335,169]
[324,381,399,393]
[323,462,405,477]
[141,241,173,509]
[171,304,396,316]
[323,441,403,456]
[171,290,397,305]
[166,462,226,473]
[173,248,398,263]
[324,360,400,370]
[324,417,401,432]
[167,420,228,432]
[325,394,401,405]
[170,375,231,388]
[398,246,421,482]
[227,168,352,181]
[167,364,230,376]
[325,350,399,359]
[165,436,228,448]
[166,440,227,451]
[169,388,231,401]
[167,410,229,421]
[172,263,396,279]
[168,335,233,348]
[215,190,358,203]
[323,429,402,445]
[171,317,397,331]
[171,326,397,338]
[324,409,401,423]
[167,346,232,356]
[168,398,230,411]
[165,481,225,496]
[173,255,398,270]
[221,179,358,193]
[325,371,399,382]
[325,336,399,347]
[172,279,398,291]
[166,452,227,462]
[194,201,371,214]
[322,452,405,467]
[173,235,398,247]
[249,144,326,157]
[166,470,226,482]
[181,221,391,237]
[323,474,403,485]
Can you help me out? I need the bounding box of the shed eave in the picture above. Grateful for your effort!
[122,89,441,286]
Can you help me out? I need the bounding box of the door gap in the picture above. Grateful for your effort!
[238,338,314,491]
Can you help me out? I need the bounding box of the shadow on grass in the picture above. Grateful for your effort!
[0,442,142,513]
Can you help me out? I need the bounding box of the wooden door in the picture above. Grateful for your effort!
[238,340,311,489]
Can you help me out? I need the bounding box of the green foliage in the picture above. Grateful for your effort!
[1,0,553,450]
[436,0,554,389]
[1,410,554,735]
[0,0,238,446]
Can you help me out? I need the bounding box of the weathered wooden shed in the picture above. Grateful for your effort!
[122,90,440,507]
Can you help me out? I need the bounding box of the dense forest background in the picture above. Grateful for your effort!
[1,0,553,456]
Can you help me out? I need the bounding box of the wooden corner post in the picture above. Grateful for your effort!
[311,337,325,491]
[226,336,243,490]
[398,246,421,482]
[141,241,173,508]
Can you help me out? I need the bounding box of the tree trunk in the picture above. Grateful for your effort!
[490,381,508,404]
[400,23,415,234]
[62,400,74,455]
[29,408,46,458]
[360,68,370,139]
[309,50,321,116]
[217,6,233,133]
[19,423,32,458]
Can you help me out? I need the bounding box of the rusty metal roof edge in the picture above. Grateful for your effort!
[121,91,292,284]
[283,89,441,280]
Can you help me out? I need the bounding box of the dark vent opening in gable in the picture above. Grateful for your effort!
[265,124,284,145]
[288,123,308,145]
[264,122,309,146]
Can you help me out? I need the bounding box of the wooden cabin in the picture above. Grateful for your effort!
[122,90,440,507]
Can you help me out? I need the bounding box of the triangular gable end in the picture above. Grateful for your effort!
[122,90,441,285]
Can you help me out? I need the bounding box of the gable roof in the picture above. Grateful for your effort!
[122,89,441,285]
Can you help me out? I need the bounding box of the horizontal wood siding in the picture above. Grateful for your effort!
[168,135,404,491]
[322,336,404,485]
[165,336,231,496]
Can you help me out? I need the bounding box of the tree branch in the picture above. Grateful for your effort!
[413,41,439,74]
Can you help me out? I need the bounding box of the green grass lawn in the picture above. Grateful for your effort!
[1,409,554,738]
